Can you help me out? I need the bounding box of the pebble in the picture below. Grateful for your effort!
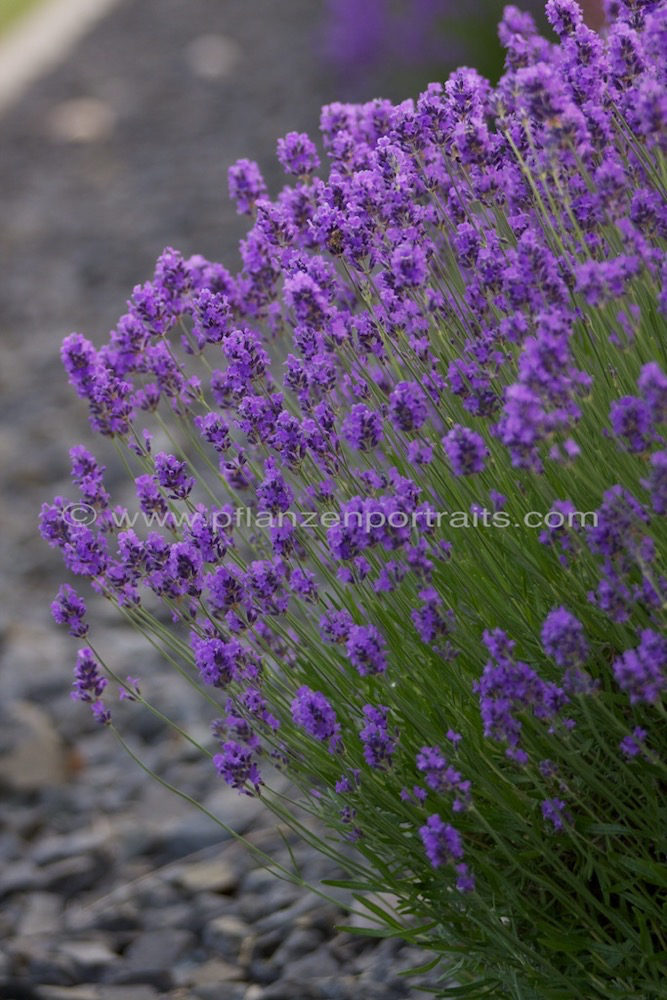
[202,914,251,959]
[98,988,161,1000]
[8,940,78,986]
[18,893,63,937]
[48,97,116,143]
[272,926,325,967]
[142,901,196,932]
[74,902,142,935]
[0,702,69,792]
[193,985,247,1000]
[279,949,339,981]
[0,861,43,898]
[30,830,110,867]
[57,940,118,977]
[171,858,238,895]
[237,872,301,924]
[252,892,323,934]
[185,33,242,80]
[175,957,244,987]
[102,928,196,990]
[39,988,101,1000]
[39,856,105,898]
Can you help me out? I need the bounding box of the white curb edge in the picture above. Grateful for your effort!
[0,0,124,116]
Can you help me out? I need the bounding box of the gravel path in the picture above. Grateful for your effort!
[0,1,442,997]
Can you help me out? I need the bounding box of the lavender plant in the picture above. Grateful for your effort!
[42,2,667,997]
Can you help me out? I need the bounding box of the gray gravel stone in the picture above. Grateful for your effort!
[142,901,196,932]
[18,892,63,936]
[248,958,281,986]
[174,956,245,988]
[237,871,301,924]
[100,966,174,991]
[78,902,143,935]
[98,988,161,1000]
[57,940,118,978]
[309,977,358,1000]
[30,830,110,866]
[0,862,43,899]
[193,984,247,1000]
[7,939,78,986]
[170,857,238,895]
[153,815,229,861]
[250,980,327,1000]
[276,948,339,981]
[39,987,100,1000]
[110,926,196,985]
[0,703,69,793]
[252,892,324,934]
[202,913,252,960]
[271,927,326,967]
[39,856,105,898]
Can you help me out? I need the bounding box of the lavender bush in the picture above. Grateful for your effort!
[43,2,666,997]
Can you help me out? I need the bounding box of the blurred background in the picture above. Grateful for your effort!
[322,0,605,91]
[0,1,604,998]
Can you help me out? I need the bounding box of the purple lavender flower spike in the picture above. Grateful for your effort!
[359,705,396,768]
[342,404,384,452]
[417,746,472,811]
[443,425,487,476]
[609,396,654,453]
[541,797,570,832]
[194,412,231,453]
[277,132,320,177]
[228,159,267,216]
[51,584,88,638]
[613,630,667,704]
[69,446,109,508]
[291,686,341,751]
[638,362,667,425]
[419,814,464,869]
[541,607,589,669]
[192,289,232,347]
[455,863,475,893]
[644,450,667,514]
[619,726,648,759]
[546,0,584,36]
[135,474,169,520]
[61,333,98,399]
[335,768,360,794]
[72,647,107,703]
[257,458,294,514]
[345,624,387,675]
[191,635,241,688]
[390,242,428,289]
[319,609,354,643]
[389,381,428,433]
[475,629,567,753]
[213,740,262,793]
[154,453,195,500]
[91,701,111,725]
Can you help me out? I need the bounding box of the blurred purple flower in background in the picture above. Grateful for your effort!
[321,0,604,89]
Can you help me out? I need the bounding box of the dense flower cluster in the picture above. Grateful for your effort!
[43,3,666,996]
